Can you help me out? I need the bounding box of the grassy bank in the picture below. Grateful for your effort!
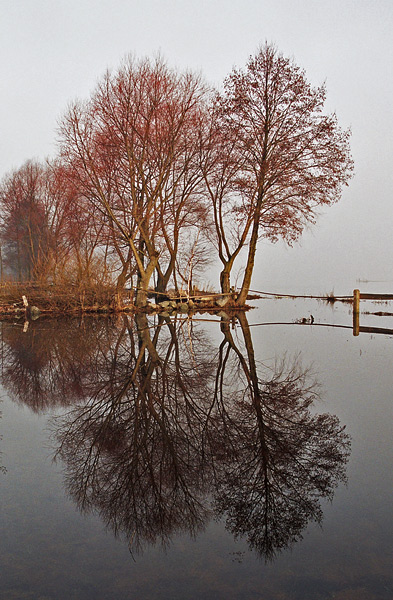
[0,282,252,317]
[0,282,123,316]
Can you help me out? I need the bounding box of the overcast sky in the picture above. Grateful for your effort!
[1,0,392,294]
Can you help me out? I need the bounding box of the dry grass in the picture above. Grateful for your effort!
[0,281,123,314]
[0,282,252,316]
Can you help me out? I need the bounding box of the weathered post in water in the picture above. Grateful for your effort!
[353,289,360,336]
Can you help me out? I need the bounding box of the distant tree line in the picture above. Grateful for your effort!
[0,44,353,306]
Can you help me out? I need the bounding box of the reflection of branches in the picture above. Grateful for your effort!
[0,403,5,474]
[54,314,216,554]
[0,313,351,560]
[0,319,119,411]
[212,313,351,560]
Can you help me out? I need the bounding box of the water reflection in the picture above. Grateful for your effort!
[0,314,351,561]
[0,319,118,411]
[0,402,4,475]
[55,313,216,555]
[213,314,350,559]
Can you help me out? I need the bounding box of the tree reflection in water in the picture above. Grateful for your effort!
[54,313,217,554]
[0,319,119,411]
[213,313,350,559]
[0,400,4,475]
[0,314,351,561]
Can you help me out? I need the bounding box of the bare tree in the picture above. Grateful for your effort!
[59,56,211,307]
[206,44,353,302]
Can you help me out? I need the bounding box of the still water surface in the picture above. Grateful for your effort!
[0,298,392,599]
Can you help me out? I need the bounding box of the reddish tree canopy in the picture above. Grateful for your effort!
[0,46,353,306]
[210,43,353,302]
[58,56,211,305]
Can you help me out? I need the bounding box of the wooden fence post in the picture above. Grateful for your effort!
[353,289,360,336]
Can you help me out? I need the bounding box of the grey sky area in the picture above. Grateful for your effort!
[1,0,392,295]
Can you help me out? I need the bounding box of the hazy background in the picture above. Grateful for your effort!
[1,0,392,296]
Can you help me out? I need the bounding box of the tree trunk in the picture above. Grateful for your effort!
[115,262,130,310]
[236,228,258,305]
[155,261,173,302]
[220,263,231,294]
[219,247,245,295]
[135,273,149,307]
[236,199,262,306]
[135,254,159,308]
[220,265,231,294]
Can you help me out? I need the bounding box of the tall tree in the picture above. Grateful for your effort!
[201,105,251,295]
[208,44,353,303]
[59,56,210,306]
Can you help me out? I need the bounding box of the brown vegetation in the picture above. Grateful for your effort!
[0,282,253,317]
[0,45,353,312]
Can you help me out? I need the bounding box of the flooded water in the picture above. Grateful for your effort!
[0,299,392,599]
